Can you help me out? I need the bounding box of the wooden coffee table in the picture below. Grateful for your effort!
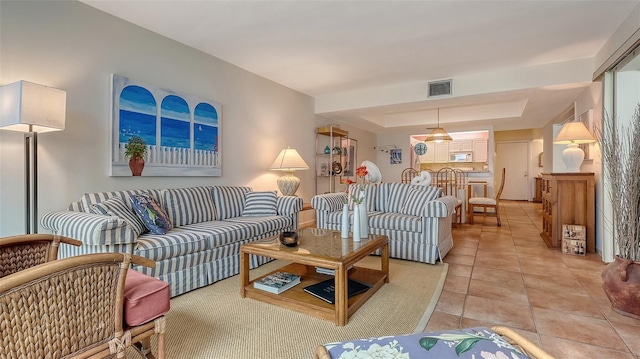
[240,228,389,326]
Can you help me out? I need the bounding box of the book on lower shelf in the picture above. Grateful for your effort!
[315,265,353,276]
[303,278,371,304]
[253,272,301,294]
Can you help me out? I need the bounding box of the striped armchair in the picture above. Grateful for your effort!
[312,183,458,264]
[41,186,303,297]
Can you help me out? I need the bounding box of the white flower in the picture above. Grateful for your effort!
[480,350,510,359]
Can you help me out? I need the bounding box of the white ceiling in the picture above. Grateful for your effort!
[81,0,639,134]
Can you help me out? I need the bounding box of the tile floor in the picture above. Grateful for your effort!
[425,200,640,358]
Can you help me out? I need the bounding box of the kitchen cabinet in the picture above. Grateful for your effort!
[434,142,450,163]
[421,143,435,163]
[472,140,488,162]
[449,140,472,152]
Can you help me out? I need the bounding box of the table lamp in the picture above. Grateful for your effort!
[270,147,309,196]
[553,121,595,172]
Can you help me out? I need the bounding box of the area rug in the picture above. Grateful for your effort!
[143,257,447,358]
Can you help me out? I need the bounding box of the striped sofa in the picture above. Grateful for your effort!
[311,182,458,264]
[41,186,303,297]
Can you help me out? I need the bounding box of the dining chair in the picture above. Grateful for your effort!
[435,168,464,227]
[401,167,419,183]
[0,234,82,278]
[467,168,506,226]
[0,252,166,359]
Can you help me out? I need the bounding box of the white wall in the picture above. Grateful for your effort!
[0,1,317,236]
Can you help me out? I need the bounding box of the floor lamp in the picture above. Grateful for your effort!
[0,81,67,234]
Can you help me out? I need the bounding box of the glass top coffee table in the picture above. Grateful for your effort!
[240,228,389,326]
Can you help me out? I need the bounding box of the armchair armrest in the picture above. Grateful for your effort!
[311,193,348,213]
[276,196,304,216]
[423,195,458,217]
[40,210,138,246]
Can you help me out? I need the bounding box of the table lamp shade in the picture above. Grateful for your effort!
[270,147,309,196]
[270,147,309,171]
[553,122,595,144]
[553,122,596,172]
[1,80,66,133]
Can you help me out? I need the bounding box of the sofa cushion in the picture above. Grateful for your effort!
[212,186,251,220]
[399,187,442,217]
[130,194,173,235]
[368,212,423,233]
[79,189,162,213]
[124,269,170,327]
[162,186,217,227]
[90,196,147,236]
[225,215,292,235]
[135,227,209,261]
[347,184,377,212]
[242,191,277,216]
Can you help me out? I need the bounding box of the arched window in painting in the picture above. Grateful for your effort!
[119,85,157,146]
[160,95,190,149]
[194,103,218,153]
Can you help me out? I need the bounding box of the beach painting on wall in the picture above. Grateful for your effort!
[110,74,222,176]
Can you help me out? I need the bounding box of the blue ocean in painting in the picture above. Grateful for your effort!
[120,86,156,115]
[119,109,156,145]
[194,125,217,151]
[195,103,218,125]
[161,118,190,148]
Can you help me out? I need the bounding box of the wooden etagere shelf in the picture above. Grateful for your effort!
[540,172,595,253]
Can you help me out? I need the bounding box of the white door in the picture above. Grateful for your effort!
[495,141,529,200]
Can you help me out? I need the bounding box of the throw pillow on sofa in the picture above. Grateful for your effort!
[211,186,251,219]
[399,187,442,216]
[91,196,147,236]
[161,186,216,227]
[130,194,173,235]
[242,191,277,216]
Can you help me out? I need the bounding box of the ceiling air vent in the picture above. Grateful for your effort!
[428,79,452,97]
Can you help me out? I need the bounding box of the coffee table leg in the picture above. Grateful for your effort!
[240,250,249,297]
[382,242,389,283]
[335,264,347,326]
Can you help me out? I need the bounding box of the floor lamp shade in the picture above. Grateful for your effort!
[270,147,309,196]
[0,80,67,234]
[1,80,66,132]
[553,121,595,172]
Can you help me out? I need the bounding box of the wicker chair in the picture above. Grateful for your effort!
[0,234,82,278]
[0,252,166,359]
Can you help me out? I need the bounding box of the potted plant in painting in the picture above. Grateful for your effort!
[125,136,147,176]
[596,103,640,319]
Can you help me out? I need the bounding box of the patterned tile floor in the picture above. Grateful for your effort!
[426,200,640,358]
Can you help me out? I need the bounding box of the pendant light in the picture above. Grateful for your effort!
[424,108,452,143]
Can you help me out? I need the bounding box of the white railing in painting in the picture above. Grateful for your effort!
[117,143,219,167]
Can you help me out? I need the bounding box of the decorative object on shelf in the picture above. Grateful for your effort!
[331,161,342,175]
[553,121,596,172]
[341,203,349,239]
[0,80,66,234]
[279,231,299,247]
[424,108,452,143]
[270,146,309,196]
[595,103,640,319]
[413,142,428,156]
[323,145,331,154]
[332,146,342,155]
[124,135,147,176]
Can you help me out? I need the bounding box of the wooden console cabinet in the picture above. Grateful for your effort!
[540,173,595,253]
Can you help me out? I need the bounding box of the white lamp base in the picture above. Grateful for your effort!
[561,143,585,172]
[277,171,300,196]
